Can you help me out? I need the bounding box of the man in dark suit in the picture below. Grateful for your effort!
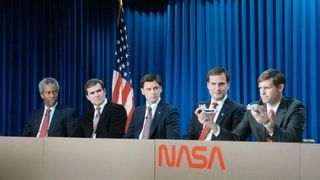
[184,67,245,140]
[124,74,180,139]
[22,77,77,137]
[73,79,127,138]
[197,69,306,142]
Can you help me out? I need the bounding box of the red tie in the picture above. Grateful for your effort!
[39,108,51,138]
[266,109,275,142]
[269,109,275,122]
[198,102,219,140]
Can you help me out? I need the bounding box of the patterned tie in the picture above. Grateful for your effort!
[142,106,153,139]
[39,108,51,138]
[92,107,101,138]
[198,102,219,140]
[266,109,275,142]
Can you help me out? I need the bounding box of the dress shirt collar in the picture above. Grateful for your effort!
[94,98,108,113]
[146,97,161,110]
[210,95,228,110]
[45,102,58,112]
[266,100,281,115]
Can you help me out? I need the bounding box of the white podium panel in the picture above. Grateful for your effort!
[0,137,44,180]
[44,138,154,180]
[155,140,300,180]
[300,144,320,180]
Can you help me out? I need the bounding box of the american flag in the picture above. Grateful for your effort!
[112,7,135,132]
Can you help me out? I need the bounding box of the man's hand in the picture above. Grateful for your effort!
[249,105,274,133]
[194,107,218,132]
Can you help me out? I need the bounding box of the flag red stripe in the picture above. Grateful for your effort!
[125,96,135,131]
[112,7,135,133]
[121,81,131,105]
[112,74,123,103]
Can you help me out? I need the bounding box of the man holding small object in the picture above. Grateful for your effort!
[184,67,245,140]
[198,69,306,142]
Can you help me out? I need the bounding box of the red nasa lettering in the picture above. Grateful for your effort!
[158,144,226,170]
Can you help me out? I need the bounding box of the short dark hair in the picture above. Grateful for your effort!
[140,73,162,88]
[258,69,286,87]
[84,78,105,95]
[206,67,230,83]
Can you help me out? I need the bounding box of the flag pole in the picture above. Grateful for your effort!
[117,0,123,28]
[113,0,135,132]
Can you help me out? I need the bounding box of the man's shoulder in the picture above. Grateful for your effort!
[56,105,75,112]
[282,96,304,109]
[54,106,77,117]
[135,100,177,111]
[29,108,43,114]
[103,102,127,118]
[106,101,126,110]
[225,97,245,109]
[27,108,44,121]
[158,100,178,111]
[196,100,210,105]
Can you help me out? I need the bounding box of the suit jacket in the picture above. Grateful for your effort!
[184,97,245,140]
[73,102,127,138]
[22,105,78,137]
[124,99,180,139]
[214,96,306,142]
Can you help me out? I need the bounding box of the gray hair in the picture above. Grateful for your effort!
[38,77,60,94]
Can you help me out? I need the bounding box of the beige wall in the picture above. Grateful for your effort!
[0,137,44,180]
[0,137,319,180]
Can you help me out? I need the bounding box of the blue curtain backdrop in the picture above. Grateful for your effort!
[1,0,319,142]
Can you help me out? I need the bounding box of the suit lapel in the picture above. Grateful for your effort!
[83,108,94,136]
[215,98,229,125]
[148,100,163,138]
[274,98,286,127]
[261,98,286,127]
[48,107,59,136]
[35,108,45,135]
[96,104,109,134]
[136,105,147,136]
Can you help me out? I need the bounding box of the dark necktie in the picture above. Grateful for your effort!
[92,107,101,138]
[198,102,219,140]
[142,106,153,139]
[39,108,51,138]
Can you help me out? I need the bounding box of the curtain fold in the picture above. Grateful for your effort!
[0,0,116,135]
[126,0,319,141]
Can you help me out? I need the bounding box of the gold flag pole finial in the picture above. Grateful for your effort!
[117,0,123,28]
